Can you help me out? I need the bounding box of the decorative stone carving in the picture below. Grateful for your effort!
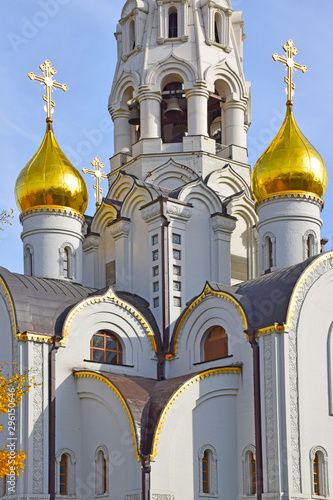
[109,219,131,238]
[210,214,236,233]
[151,495,175,500]
[263,334,277,492]
[125,494,141,500]
[32,342,44,494]
[141,204,161,222]
[166,203,192,220]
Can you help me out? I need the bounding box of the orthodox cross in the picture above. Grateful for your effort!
[272,39,307,105]
[82,157,108,209]
[28,60,68,119]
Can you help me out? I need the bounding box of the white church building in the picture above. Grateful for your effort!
[0,0,332,499]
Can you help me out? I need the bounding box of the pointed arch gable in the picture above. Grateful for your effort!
[109,171,136,202]
[204,60,248,100]
[170,283,247,357]
[109,69,141,109]
[121,181,155,219]
[144,159,198,188]
[176,179,223,214]
[62,287,158,352]
[90,201,119,235]
[150,366,241,459]
[146,53,197,91]
[205,164,252,199]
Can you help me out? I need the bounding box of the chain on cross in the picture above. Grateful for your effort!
[28,60,68,120]
[82,157,108,209]
[272,39,307,106]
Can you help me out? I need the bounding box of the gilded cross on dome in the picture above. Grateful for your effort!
[272,39,307,106]
[28,60,68,120]
[82,157,108,209]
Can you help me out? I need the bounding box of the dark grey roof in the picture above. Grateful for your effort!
[209,255,319,330]
[0,267,95,337]
[0,268,162,346]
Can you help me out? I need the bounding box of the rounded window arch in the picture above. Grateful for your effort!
[202,325,228,362]
[198,444,218,495]
[24,244,34,276]
[90,330,123,365]
[56,448,76,496]
[303,230,318,259]
[59,242,75,280]
[95,445,109,495]
[310,446,329,497]
[168,6,178,38]
[242,445,257,496]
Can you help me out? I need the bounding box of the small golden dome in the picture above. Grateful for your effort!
[251,105,328,203]
[15,119,88,215]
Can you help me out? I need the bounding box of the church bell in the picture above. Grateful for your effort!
[164,97,184,120]
[128,102,140,125]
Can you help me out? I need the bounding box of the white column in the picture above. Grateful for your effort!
[185,85,209,136]
[210,213,236,284]
[109,218,131,291]
[82,233,100,288]
[110,108,132,154]
[223,99,247,147]
[138,87,161,139]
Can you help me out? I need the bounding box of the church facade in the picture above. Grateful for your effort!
[0,0,332,499]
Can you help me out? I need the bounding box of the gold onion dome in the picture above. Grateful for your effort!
[251,105,328,203]
[15,119,88,215]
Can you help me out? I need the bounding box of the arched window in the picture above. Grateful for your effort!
[198,445,218,495]
[60,453,68,495]
[63,247,70,278]
[161,80,187,144]
[90,331,123,365]
[214,12,222,44]
[56,449,76,496]
[24,246,33,276]
[310,446,329,497]
[203,326,228,361]
[95,448,108,495]
[129,20,135,50]
[267,237,273,269]
[202,450,209,493]
[307,233,315,258]
[168,7,178,38]
[242,446,257,496]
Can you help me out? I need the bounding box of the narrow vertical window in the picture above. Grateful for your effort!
[251,452,257,495]
[214,13,222,44]
[169,8,178,38]
[63,247,70,278]
[307,233,315,258]
[60,453,68,495]
[129,20,135,50]
[313,452,320,496]
[96,449,107,495]
[268,237,273,269]
[25,247,33,276]
[202,450,209,493]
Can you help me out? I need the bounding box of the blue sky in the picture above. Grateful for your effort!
[0,0,332,273]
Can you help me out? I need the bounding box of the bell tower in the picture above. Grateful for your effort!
[108,0,252,189]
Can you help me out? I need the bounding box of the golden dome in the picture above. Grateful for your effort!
[251,105,328,203]
[15,119,88,215]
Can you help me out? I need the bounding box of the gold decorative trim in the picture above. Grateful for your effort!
[150,367,241,460]
[286,251,333,328]
[0,277,17,339]
[74,371,139,460]
[171,284,247,357]
[20,205,85,222]
[17,332,53,343]
[62,287,157,351]
[253,323,287,338]
[256,191,324,208]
